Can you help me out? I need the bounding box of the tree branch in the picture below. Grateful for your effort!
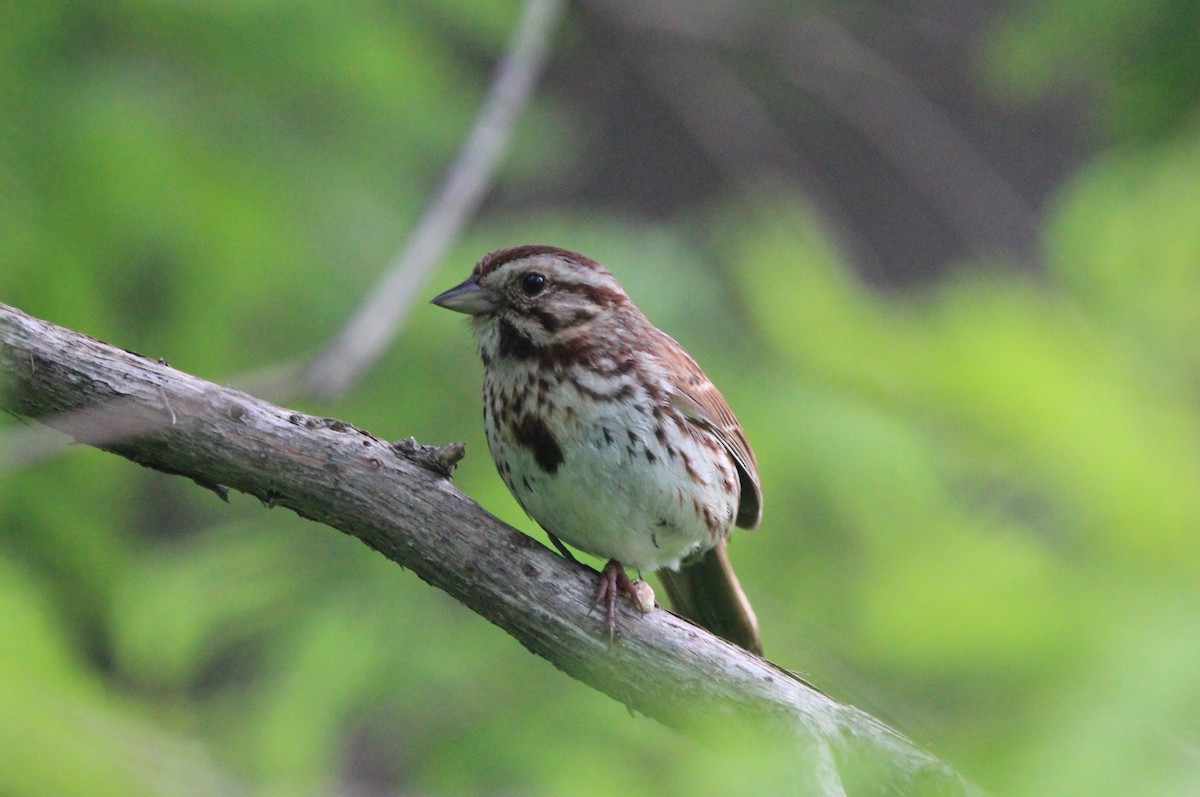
[0,302,977,796]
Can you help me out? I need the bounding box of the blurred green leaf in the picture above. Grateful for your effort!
[0,558,235,797]
[983,0,1200,141]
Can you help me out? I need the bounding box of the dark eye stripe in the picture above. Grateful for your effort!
[551,281,623,308]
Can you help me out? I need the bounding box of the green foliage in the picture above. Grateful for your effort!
[725,135,1200,792]
[983,0,1200,141]
[4,0,1200,795]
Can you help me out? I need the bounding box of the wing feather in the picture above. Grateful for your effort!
[658,333,762,529]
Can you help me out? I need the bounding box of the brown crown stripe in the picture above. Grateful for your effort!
[476,245,605,277]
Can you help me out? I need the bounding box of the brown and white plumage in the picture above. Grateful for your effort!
[433,245,763,653]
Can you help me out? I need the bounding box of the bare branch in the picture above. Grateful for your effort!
[0,302,979,796]
[299,0,567,402]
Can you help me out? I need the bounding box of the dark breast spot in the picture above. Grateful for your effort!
[512,415,564,474]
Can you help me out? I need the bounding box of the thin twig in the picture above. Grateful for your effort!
[300,0,567,402]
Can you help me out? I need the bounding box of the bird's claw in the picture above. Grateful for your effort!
[591,560,655,641]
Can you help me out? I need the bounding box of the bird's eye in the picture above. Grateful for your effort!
[521,272,547,296]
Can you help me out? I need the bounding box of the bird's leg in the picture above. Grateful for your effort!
[546,532,578,563]
[591,559,655,640]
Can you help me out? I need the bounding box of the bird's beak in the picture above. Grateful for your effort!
[431,276,498,315]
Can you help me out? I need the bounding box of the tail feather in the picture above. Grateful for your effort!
[657,541,761,655]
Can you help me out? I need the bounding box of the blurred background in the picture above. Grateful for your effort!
[3,0,1200,794]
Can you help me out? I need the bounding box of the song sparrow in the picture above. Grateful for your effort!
[433,245,763,654]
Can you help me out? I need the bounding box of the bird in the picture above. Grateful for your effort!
[432,245,762,654]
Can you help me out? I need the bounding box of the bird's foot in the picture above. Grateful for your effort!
[591,560,655,641]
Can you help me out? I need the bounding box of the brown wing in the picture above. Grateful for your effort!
[659,333,763,529]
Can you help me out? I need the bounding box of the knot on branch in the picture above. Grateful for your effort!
[392,437,466,478]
